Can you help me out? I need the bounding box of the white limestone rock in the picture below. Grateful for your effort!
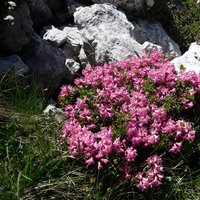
[74,4,166,65]
[43,25,82,60]
[171,42,200,73]
[43,26,68,47]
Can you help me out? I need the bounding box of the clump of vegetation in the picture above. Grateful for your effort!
[59,49,200,192]
[169,0,200,51]
[0,72,86,200]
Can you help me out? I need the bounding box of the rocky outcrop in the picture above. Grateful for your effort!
[133,19,181,59]
[74,4,178,65]
[20,32,73,91]
[0,2,33,54]
[171,42,200,73]
[0,55,30,75]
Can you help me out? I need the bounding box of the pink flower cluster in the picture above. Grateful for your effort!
[135,155,163,191]
[62,119,113,170]
[59,49,200,191]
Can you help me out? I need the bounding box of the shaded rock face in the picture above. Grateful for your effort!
[47,0,68,26]
[46,0,65,13]
[133,19,181,59]
[74,4,178,65]
[0,55,30,75]
[20,32,73,91]
[31,0,68,27]
[171,42,200,73]
[49,10,67,26]
[0,2,33,54]
[30,0,52,27]
[91,0,154,16]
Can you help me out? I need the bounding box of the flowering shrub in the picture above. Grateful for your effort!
[59,49,200,191]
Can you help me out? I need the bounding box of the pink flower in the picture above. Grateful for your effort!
[120,166,133,179]
[75,97,87,110]
[86,157,95,166]
[113,138,124,154]
[125,147,137,162]
[147,155,162,165]
[65,105,76,118]
[96,104,114,118]
[182,98,194,109]
[169,142,183,153]
[137,178,150,191]
[59,85,75,97]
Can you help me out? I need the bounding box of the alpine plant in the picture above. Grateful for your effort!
[59,49,200,191]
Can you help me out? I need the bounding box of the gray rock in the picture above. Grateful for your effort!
[171,42,200,73]
[133,19,181,59]
[65,59,80,75]
[30,0,52,27]
[20,32,73,91]
[91,0,154,16]
[43,25,82,60]
[0,2,33,53]
[0,55,30,75]
[74,4,162,65]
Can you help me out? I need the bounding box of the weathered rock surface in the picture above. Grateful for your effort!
[0,55,30,75]
[74,4,165,65]
[43,25,82,60]
[171,42,200,73]
[20,32,73,91]
[0,2,33,54]
[133,19,181,59]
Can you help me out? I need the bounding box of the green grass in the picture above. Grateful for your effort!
[1,72,200,199]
